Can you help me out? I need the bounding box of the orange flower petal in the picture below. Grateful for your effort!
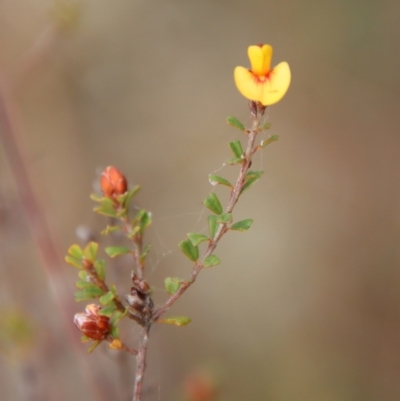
[248,44,272,76]
[259,61,291,106]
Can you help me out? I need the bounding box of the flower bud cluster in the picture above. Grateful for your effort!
[74,304,110,341]
[100,166,127,199]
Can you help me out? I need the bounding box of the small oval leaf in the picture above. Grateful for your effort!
[99,290,115,305]
[203,192,223,215]
[65,255,82,269]
[187,233,209,246]
[75,280,95,289]
[225,157,243,165]
[164,277,182,295]
[203,255,220,268]
[93,198,117,217]
[120,185,141,208]
[208,174,232,188]
[229,140,244,158]
[101,225,121,235]
[87,341,101,353]
[94,260,106,280]
[178,239,199,262]
[241,171,264,194]
[259,122,271,131]
[98,305,117,317]
[157,316,191,327]
[75,286,104,302]
[78,270,88,280]
[83,242,98,263]
[216,213,232,224]
[105,246,131,258]
[226,116,245,131]
[208,215,218,239]
[260,135,278,148]
[110,325,120,339]
[68,244,83,260]
[231,219,253,232]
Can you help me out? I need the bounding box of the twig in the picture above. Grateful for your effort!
[152,121,260,322]
[132,325,151,401]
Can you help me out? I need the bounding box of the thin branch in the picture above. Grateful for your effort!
[152,121,261,321]
[132,325,151,401]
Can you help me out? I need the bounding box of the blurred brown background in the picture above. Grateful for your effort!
[1,0,400,400]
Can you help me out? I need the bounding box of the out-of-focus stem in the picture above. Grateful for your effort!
[0,68,112,401]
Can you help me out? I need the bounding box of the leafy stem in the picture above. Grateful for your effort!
[152,108,264,321]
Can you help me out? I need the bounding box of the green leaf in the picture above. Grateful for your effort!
[203,192,223,215]
[164,277,183,295]
[231,219,253,232]
[101,225,121,235]
[93,198,117,217]
[78,270,88,280]
[75,280,95,289]
[127,225,140,239]
[260,135,278,148]
[225,157,243,165]
[140,244,151,263]
[94,204,117,217]
[110,284,118,296]
[118,185,140,209]
[208,215,218,238]
[216,213,232,224]
[203,255,220,268]
[81,334,91,343]
[187,233,209,246]
[97,304,117,317]
[99,291,115,305]
[241,170,264,193]
[90,193,102,202]
[87,341,101,353]
[94,260,106,280]
[179,239,199,262]
[105,246,131,258]
[226,116,245,131]
[110,325,119,339]
[229,140,244,158]
[67,244,83,260]
[208,174,232,188]
[83,242,98,263]
[158,316,191,326]
[259,122,271,131]
[65,255,82,269]
[135,209,152,233]
[110,310,126,326]
[75,286,104,301]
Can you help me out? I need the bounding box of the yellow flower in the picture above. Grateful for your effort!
[234,44,291,106]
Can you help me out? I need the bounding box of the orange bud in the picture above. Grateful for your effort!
[100,166,127,198]
[74,304,110,341]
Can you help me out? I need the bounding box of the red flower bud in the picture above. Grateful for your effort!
[100,166,127,198]
[74,304,110,341]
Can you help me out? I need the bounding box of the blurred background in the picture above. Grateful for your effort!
[1,0,400,400]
